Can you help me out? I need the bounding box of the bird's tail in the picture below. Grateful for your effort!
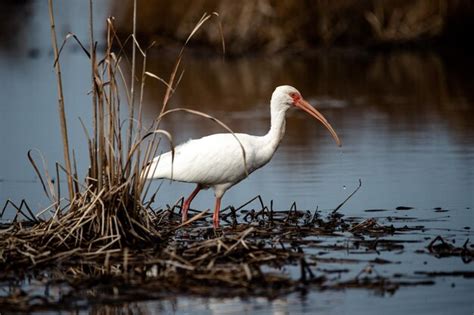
[141,154,173,180]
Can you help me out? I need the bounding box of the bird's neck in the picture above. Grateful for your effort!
[263,107,286,151]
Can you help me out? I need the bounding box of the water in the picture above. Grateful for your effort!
[1,1,473,314]
[144,51,473,222]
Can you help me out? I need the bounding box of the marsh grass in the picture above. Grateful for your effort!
[0,1,231,268]
[3,191,454,311]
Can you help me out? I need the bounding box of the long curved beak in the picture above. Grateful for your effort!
[296,98,341,147]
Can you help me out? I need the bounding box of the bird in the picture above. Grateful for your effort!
[143,85,341,228]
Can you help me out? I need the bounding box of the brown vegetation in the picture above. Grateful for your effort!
[0,0,227,280]
[113,0,474,54]
[3,193,451,311]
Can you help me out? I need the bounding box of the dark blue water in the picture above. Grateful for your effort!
[1,1,473,314]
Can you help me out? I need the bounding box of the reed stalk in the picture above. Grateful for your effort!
[7,0,231,252]
[48,0,74,201]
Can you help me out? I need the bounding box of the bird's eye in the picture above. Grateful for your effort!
[289,92,300,104]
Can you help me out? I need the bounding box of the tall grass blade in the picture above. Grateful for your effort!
[48,0,74,200]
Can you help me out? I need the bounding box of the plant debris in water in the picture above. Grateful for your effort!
[426,235,473,263]
[3,190,463,312]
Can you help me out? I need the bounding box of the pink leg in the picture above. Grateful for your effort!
[213,197,222,229]
[182,184,202,222]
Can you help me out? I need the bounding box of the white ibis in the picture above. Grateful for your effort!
[144,85,341,228]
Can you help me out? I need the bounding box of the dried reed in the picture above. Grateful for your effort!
[0,0,230,267]
[2,192,442,311]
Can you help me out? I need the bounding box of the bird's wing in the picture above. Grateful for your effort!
[145,133,257,185]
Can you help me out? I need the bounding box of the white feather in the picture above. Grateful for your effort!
[145,132,276,193]
[143,86,302,199]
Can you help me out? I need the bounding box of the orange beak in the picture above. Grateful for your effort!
[295,98,341,147]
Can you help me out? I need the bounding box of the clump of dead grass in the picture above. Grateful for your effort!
[0,0,226,270]
[2,193,443,312]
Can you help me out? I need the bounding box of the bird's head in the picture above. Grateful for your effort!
[271,85,302,109]
[272,85,341,147]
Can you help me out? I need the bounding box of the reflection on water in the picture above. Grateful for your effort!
[89,297,294,315]
[0,1,33,53]
[0,2,473,314]
[86,283,474,315]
